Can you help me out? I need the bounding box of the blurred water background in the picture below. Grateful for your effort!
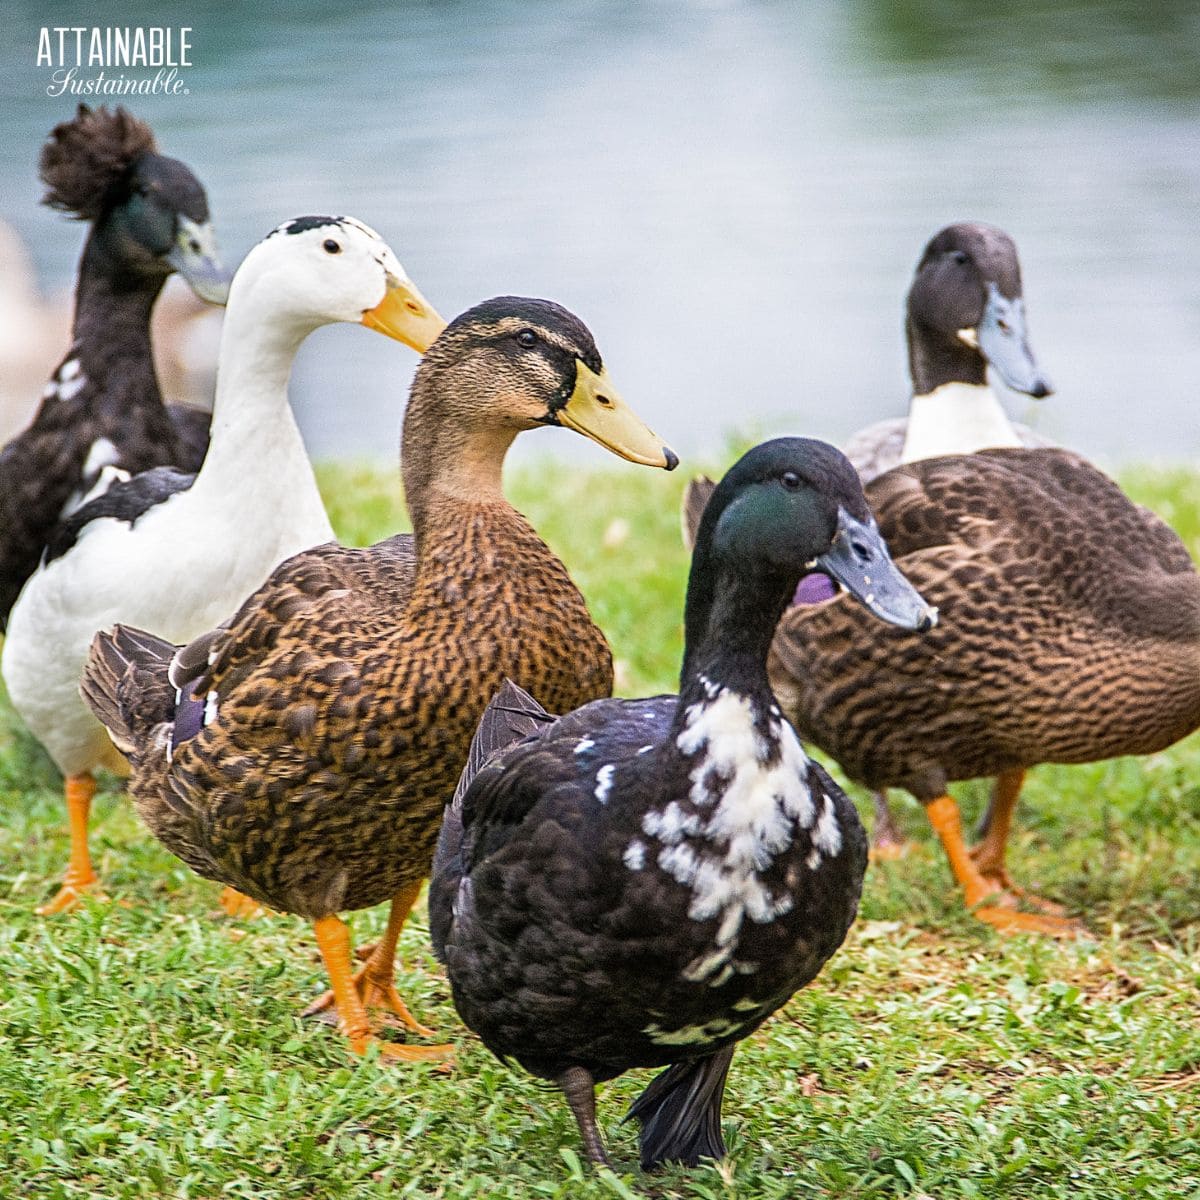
[2,0,1199,468]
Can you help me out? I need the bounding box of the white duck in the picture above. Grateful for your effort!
[3,214,444,914]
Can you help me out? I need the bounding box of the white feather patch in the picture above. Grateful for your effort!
[57,373,86,402]
[594,764,615,804]
[644,1016,744,1046]
[632,685,831,984]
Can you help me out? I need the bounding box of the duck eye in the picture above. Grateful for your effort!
[516,329,538,349]
[323,239,341,255]
[781,471,802,491]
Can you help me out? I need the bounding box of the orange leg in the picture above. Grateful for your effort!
[37,773,104,915]
[311,912,453,1064]
[218,886,270,920]
[968,769,1066,916]
[925,794,1082,937]
[869,790,910,862]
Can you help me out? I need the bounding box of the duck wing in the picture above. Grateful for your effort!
[180,534,418,701]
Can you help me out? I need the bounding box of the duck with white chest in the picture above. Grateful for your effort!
[430,437,936,1170]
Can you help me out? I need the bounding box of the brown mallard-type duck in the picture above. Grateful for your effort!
[0,105,229,630]
[81,297,678,1062]
[685,221,1055,855]
[429,438,935,1168]
[728,446,1200,937]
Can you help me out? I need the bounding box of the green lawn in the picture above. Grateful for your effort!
[0,456,1197,1198]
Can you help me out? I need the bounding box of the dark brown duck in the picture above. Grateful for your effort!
[766,446,1200,935]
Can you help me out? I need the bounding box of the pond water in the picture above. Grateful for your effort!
[2,0,1199,468]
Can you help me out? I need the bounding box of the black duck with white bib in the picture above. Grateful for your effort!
[430,437,936,1170]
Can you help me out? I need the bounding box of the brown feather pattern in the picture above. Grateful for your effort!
[770,447,1200,800]
[87,299,620,923]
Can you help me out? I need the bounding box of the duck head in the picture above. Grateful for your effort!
[906,222,1052,399]
[696,437,937,632]
[233,215,445,351]
[412,296,677,469]
[40,105,230,304]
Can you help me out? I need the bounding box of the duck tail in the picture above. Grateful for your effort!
[80,624,178,758]
[625,1045,736,1170]
[680,475,716,551]
[430,679,553,958]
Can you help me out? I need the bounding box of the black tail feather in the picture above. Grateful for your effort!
[626,1045,736,1170]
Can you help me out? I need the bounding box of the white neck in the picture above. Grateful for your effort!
[186,280,334,542]
[900,381,1021,465]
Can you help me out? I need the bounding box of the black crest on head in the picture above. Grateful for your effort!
[272,215,345,237]
[39,105,158,221]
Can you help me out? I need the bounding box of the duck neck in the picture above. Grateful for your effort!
[186,289,330,536]
[907,317,987,396]
[401,368,518,553]
[677,556,793,717]
[70,229,167,411]
[901,381,1020,464]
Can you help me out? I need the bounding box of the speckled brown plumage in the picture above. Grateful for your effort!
[772,447,1200,791]
[149,503,611,919]
[766,447,1200,931]
[81,296,676,1057]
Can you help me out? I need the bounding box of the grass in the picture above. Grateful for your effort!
[0,454,1198,1198]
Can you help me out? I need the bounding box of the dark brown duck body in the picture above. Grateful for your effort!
[775,447,1200,792]
[771,446,1200,932]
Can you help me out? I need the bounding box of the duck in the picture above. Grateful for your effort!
[429,437,936,1168]
[4,214,443,915]
[684,222,1055,855]
[760,445,1200,936]
[80,296,678,1064]
[0,105,232,630]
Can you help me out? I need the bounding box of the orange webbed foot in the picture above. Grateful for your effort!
[302,959,437,1038]
[971,905,1086,938]
[218,886,271,920]
[35,868,106,915]
[926,794,1085,940]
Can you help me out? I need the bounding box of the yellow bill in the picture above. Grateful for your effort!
[361,274,447,352]
[558,361,678,470]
